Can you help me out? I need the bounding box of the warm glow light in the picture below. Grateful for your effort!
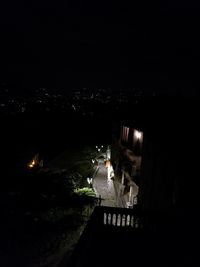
[135,130,142,140]
[105,160,110,168]
[28,159,36,169]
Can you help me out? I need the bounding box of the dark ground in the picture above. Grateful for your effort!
[0,112,110,267]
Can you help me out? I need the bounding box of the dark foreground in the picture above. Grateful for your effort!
[65,206,199,267]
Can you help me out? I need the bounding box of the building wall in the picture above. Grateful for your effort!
[112,98,200,216]
[111,124,144,208]
[138,131,176,212]
[138,100,200,216]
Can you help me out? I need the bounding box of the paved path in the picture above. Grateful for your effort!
[112,180,127,207]
[92,163,116,207]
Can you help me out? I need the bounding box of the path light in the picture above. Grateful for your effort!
[106,146,111,160]
[92,159,95,163]
[87,178,93,184]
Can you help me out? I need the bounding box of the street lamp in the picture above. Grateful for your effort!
[134,130,142,140]
[95,145,102,153]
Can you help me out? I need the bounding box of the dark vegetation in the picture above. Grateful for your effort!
[0,112,108,267]
[0,153,98,267]
[3,171,96,263]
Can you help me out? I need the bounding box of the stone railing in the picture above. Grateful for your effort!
[97,206,141,228]
[65,206,179,267]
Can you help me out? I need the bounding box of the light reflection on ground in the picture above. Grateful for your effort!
[93,162,116,207]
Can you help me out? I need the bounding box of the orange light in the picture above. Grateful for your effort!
[105,160,110,168]
[28,159,36,168]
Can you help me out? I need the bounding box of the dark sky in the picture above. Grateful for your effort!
[0,1,200,91]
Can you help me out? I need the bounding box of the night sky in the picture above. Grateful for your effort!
[0,1,200,92]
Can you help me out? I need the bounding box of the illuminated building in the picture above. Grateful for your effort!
[111,124,143,208]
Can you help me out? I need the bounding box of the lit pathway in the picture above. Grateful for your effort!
[93,162,116,207]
